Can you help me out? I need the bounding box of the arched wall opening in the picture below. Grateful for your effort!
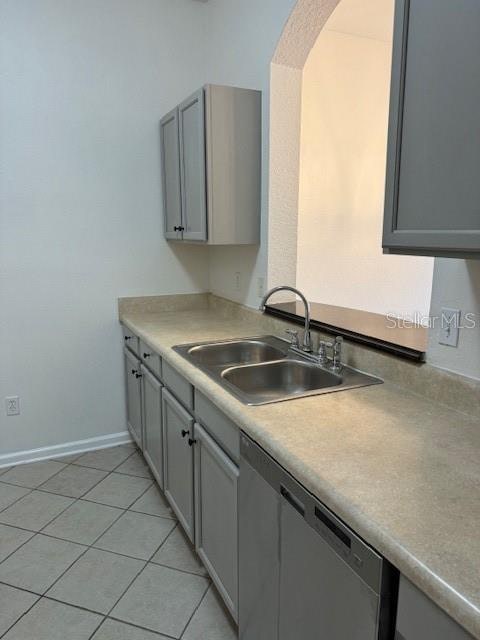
[267,0,434,318]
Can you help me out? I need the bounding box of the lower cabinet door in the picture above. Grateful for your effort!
[162,388,195,541]
[141,365,163,489]
[194,423,239,621]
[124,348,143,448]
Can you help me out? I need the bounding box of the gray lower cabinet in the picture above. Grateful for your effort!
[194,423,239,621]
[395,576,474,640]
[383,0,480,257]
[141,365,163,488]
[124,347,143,449]
[162,388,195,541]
[122,325,139,355]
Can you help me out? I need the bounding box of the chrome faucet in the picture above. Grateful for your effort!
[259,285,312,352]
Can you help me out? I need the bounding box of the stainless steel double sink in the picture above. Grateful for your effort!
[174,336,382,405]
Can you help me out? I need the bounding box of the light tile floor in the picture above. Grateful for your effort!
[0,445,238,640]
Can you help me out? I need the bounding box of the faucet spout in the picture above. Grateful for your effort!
[259,285,312,352]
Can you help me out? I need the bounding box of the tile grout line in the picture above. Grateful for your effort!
[105,613,181,640]
[0,447,142,638]
[0,448,164,635]
[0,588,41,640]
[106,613,181,640]
[0,445,140,528]
[0,446,219,639]
[0,449,138,590]
[179,580,212,639]
[0,486,35,515]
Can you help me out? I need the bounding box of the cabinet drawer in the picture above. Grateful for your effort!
[396,576,473,640]
[122,326,139,355]
[163,361,194,410]
[139,339,162,379]
[195,391,239,463]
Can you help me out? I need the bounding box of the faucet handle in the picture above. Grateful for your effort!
[318,340,332,365]
[331,336,344,373]
[285,329,299,348]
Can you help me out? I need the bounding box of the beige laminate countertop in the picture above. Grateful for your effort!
[121,308,480,639]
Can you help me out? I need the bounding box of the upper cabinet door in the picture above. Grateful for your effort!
[160,108,183,240]
[383,0,480,257]
[178,89,208,242]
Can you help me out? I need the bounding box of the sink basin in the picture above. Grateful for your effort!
[173,335,382,405]
[222,360,342,404]
[187,339,285,367]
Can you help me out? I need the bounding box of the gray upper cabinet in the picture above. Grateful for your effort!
[160,107,182,240]
[178,90,207,241]
[383,0,480,257]
[160,84,261,245]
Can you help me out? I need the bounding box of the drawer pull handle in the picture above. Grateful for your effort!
[135,373,142,379]
[181,429,189,438]
[131,369,137,375]
[124,336,131,341]
[188,438,197,447]
[143,352,151,359]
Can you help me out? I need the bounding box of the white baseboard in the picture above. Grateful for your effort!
[0,431,134,469]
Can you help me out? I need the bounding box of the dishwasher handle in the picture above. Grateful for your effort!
[280,485,305,516]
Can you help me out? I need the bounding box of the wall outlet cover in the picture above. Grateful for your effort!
[438,308,461,347]
[5,396,20,416]
[234,272,241,291]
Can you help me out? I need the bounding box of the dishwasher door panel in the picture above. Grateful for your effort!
[279,500,380,640]
[238,457,279,640]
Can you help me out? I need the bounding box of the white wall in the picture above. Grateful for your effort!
[296,24,434,317]
[203,0,297,308]
[0,0,209,456]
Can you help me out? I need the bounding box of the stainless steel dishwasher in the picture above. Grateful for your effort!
[239,433,398,640]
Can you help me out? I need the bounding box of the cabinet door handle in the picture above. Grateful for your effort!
[135,373,142,379]
[188,438,197,447]
[124,336,131,341]
[131,369,137,375]
[174,225,185,232]
[143,352,151,359]
[181,429,189,438]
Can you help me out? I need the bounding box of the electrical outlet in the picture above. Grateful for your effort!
[439,308,460,347]
[257,276,265,298]
[234,272,241,291]
[5,396,20,416]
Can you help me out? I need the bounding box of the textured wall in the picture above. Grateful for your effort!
[202,0,296,308]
